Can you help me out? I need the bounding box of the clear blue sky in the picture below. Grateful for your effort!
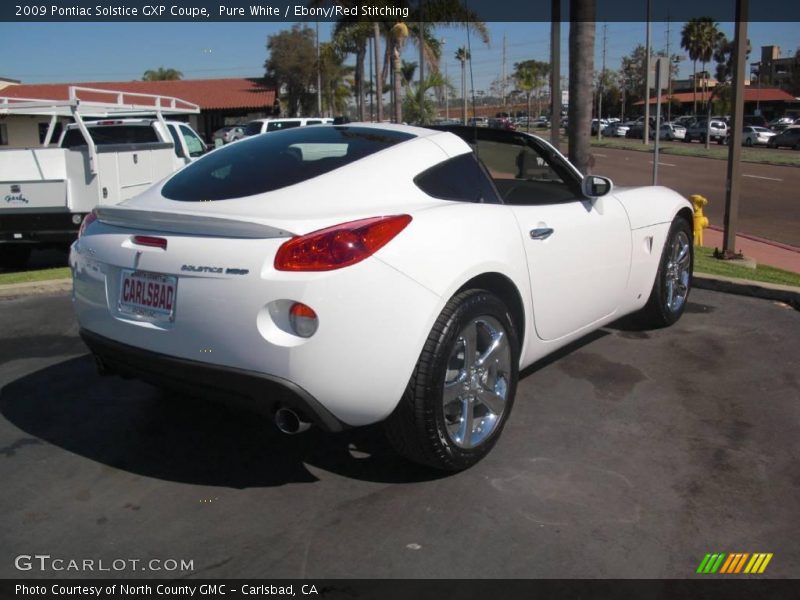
[1,21,797,92]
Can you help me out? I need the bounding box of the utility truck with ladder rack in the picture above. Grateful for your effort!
[0,86,206,269]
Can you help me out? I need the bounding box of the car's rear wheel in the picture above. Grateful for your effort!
[637,217,693,328]
[385,289,519,471]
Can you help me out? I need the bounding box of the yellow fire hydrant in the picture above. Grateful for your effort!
[690,194,709,246]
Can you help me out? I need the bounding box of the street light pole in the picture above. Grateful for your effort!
[643,0,652,145]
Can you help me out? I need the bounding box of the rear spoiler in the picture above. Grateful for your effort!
[95,206,293,239]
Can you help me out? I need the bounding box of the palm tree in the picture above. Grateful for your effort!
[142,67,182,81]
[389,22,410,123]
[455,46,471,124]
[568,0,594,174]
[681,17,721,114]
[373,22,384,122]
[378,3,490,124]
[403,72,452,124]
[319,42,354,117]
[333,21,372,121]
[514,60,550,129]
[401,60,418,88]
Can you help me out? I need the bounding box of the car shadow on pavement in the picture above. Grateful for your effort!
[0,354,445,488]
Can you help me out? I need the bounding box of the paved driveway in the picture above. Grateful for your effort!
[0,290,798,578]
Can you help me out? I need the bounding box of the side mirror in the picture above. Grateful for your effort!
[581,175,613,199]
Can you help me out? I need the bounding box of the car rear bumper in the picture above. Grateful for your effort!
[80,328,347,432]
[1,211,85,244]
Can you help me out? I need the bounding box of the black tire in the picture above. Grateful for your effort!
[385,289,519,471]
[637,217,693,328]
[744,137,753,147]
[0,245,32,271]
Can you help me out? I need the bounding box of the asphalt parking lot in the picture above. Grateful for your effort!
[0,289,798,579]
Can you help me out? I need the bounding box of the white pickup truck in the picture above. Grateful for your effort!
[0,86,206,269]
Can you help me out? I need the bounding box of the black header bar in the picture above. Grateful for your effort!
[3,0,800,22]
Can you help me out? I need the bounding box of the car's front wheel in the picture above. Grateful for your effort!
[638,216,693,328]
[385,289,519,471]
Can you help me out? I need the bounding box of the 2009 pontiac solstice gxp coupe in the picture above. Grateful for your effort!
[71,123,693,471]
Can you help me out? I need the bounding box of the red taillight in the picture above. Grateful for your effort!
[132,235,168,250]
[274,215,412,272]
[78,211,97,238]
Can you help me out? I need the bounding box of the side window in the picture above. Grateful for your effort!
[180,125,206,157]
[306,120,322,126]
[476,139,578,205]
[0,123,7,146]
[267,121,302,132]
[167,125,183,158]
[414,153,500,204]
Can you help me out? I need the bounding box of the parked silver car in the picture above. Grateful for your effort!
[659,123,686,141]
[212,126,245,144]
[742,126,776,146]
[603,122,630,137]
[684,119,727,144]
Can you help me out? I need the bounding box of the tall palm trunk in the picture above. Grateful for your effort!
[393,43,403,122]
[373,22,383,122]
[461,61,467,124]
[568,0,595,175]
[692,60,697,114]
[355,47,366,121]
[527,92,532,130]
[701,60,707,111]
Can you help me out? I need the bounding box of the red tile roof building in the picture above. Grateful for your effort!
[634,87,800,121]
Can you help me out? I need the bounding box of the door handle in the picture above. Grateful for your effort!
[530,227,554,240]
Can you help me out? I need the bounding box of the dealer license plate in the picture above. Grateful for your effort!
[118,269,177,323]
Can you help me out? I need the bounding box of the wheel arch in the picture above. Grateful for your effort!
[676,206,694,238]
[455,272,526,351]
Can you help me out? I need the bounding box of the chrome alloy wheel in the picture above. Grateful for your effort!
[665,230,691,313]
[442,316,512,449]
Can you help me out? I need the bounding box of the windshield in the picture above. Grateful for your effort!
[161,126,415,201]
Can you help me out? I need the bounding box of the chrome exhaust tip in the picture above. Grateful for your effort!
[274,407,312,435]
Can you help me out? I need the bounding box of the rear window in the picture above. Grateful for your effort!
[161,126,415,201]
[61,124,159,148]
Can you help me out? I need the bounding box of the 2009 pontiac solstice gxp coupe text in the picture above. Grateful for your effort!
[71,124,693,471]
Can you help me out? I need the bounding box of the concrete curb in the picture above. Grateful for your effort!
[693,273,800,310]
[0,278,71,299]
[707,225,800,254]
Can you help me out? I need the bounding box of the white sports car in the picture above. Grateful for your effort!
[70,124,694,471]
